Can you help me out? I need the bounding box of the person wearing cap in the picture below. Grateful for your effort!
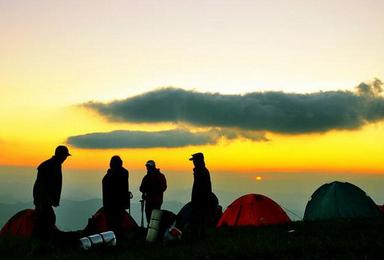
[32,145,71,239]
[139,160,167,225]
[102,155,130,237]
[189,152,212,238]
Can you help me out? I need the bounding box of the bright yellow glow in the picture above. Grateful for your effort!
[1,1,384,174]
[1,102,384,175]
[255,176,262,181]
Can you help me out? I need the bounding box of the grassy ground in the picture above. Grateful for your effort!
[1,219,384,259]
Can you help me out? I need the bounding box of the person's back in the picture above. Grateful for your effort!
[32,145,71,239]
[189,152,212,238]
[140,169,167,201]
[140,160,167,223]
[102,156,130,211]
[102,156,130,238]
[192,165,212,209]
[33,157,63,207]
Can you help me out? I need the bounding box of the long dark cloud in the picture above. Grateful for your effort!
[83,80,384,134]
[67,129,267,149]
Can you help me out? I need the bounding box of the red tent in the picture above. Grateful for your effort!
[216,194,291,228]
[0,209,36,237]
[85,208,138,234]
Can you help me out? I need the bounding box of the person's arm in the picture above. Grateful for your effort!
[33,168,49,206]
[102,175,107,207]
[43,163,57,206]
[139,178,145,193]
[51,167,62,207]
[140,176,147,200]
[204,171,212,197]
[123,170,130,209]
[161,174,167,192]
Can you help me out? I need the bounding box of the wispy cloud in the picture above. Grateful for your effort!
[356,78,383,96]
[82,79,384,134]
[67,128,267,149]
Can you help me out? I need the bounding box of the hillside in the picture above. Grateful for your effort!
[0,200,184,231]
[1,219,383,259]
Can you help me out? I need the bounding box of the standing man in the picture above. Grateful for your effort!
[190,152,212,238]
[33,145,71,239]
[102,155,130,237]
[139,160,167,225]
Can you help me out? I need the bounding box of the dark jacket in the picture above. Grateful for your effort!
[102,167,130,210]
[139,169,167,205]
[191,166,212,209]
[33,157,62,207]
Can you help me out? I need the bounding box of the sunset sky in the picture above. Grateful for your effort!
[1,0,384,173]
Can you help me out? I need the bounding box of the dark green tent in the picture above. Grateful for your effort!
[304,181,382,221]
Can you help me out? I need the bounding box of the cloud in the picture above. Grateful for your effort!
[67,129,267,149]
[68,128,268,149]
[356,78,383,96]
[83,80,384,134]
[213,128,268,142]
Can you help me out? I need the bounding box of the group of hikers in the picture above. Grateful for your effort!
[32,145,216,241]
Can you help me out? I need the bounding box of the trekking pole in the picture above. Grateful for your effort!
[128,192,133,214]
[140,199,145,228]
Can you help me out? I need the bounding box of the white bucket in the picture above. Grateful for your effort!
[79,231,117,250]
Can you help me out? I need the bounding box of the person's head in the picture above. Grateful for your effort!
[189,152,205,167]
[110,155,123,169]
[54,145,71,163]
[145,160,156,171]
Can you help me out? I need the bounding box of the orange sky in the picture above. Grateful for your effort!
[1,0,384,174]
[1,104,384,174]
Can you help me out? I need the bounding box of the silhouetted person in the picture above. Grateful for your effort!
[140,160,167,225]
[190,152,212,238]
[102,155,130,237]
[33,145,71,239]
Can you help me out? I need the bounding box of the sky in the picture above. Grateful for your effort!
[1,0,384,175]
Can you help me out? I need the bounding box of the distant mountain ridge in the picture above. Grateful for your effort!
[0,199,184,231]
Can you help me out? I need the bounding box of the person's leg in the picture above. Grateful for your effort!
[34,205,56,239]
[200,212,208,238]
[145,203,153,226]
[106,209,124,238]
[153,202,161,210]
[190,205,200,239]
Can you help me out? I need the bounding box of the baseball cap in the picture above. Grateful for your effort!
[189,152,204,161]
[55,145,71,156]
[145,160,156,167]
